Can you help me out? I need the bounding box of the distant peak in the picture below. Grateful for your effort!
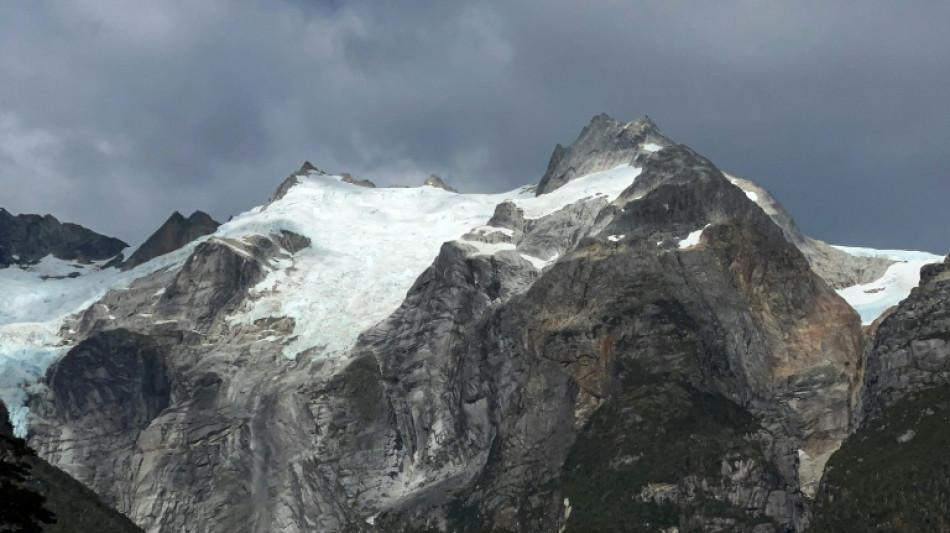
[299,161,320,174]
[586,113,659,135]
[423,174,458,193]
[187,210,216,224]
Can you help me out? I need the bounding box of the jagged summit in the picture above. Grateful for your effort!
[536,113,670,195]
[0,209,128,267]
[422,174,457,192]
[299,161,321,174]
[120,210,220,270]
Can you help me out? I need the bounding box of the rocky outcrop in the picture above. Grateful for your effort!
[536,114,668,195]
[341,173,377,188]
[0,208,127,267]
[269,161,323,205]
[857,255,950,421]
[121,211,220,270]
[423,174,458,192]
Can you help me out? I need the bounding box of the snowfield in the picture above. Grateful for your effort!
[0,163,643,435]
[222,163,643,359]
[833,246,944,324]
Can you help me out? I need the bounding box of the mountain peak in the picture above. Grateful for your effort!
[423,174,458,192]
[120,210,220,270]
[536,114,669,195]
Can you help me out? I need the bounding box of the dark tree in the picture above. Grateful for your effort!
[0,434,56,533]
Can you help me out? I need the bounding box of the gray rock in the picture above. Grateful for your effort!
[121,211,220,270]
[340,173,377,188]
[0,207,128,267]
[536,113,667,195]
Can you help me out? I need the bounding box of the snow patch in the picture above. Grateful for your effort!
[520,253,550,270]
[833,246,943,324]
[462,240,517,256]
[678,225,711,249]
[514,164,642,219]
[897,429,916,443]
[608,234,625,242]
[642,143,663,152]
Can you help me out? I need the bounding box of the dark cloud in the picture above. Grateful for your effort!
[0,1,948,253]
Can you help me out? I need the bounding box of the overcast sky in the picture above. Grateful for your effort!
[1,1,948,252]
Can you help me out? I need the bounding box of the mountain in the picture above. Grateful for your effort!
[1,400,144,532]
[1,114,945,532]
[0,208,127,268]
[120,211,220,270]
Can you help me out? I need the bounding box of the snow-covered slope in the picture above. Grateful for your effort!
[219,164,642,359]
[833,246,944,324]
[0,163,643,434]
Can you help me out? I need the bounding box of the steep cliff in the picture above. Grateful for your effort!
[1,400,143,533]
[811,255,950,531]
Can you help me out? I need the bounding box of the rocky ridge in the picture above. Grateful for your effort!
[120,211,220,270]
[0,208,127,267]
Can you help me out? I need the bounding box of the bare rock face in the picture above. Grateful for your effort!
[2,399,145,533]
[24,119,867,533]
[724,175,892,289]
[857,255,950,422]
[340,173,377,188]
[121,211,220,270]
[811,255,950,531]
[0,208,128,267]
[536,114,667,195]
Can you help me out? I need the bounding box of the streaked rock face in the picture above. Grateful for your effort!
[24,116,870,532]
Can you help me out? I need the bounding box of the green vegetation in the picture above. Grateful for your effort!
[811,385,950,532]
[560,380,778,532]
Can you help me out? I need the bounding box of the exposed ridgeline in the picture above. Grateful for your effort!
[0,208,127,267]
[119,211,220,270]
[22,114,928,532]
[812,255,950,531]
[537,114,891,289]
